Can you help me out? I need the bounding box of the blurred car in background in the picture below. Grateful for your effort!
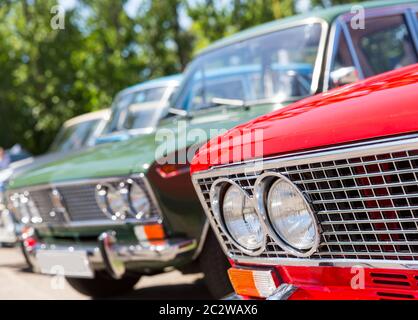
[0,109,110,246]
[6,145,31,164]
[191,64,418,300]
[95,74,182,145]
[5,0,418,299]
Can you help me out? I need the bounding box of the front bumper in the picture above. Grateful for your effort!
[24,230,197,279]
[227,264,418,300]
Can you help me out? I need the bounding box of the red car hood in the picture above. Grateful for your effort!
[191,64,418,174]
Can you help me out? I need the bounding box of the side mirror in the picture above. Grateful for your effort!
[330,66,359,87]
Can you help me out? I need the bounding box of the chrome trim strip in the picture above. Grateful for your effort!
[192,134,418,270]
[266,284,298,301]
[310,18,329,94]
[235,256,418,270]
[322,16,341,92]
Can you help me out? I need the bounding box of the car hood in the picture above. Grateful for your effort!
[9,134,159,189]
[192,64,418,174]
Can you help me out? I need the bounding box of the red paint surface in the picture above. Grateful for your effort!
[274,265,418,300]
[191,64,418,174]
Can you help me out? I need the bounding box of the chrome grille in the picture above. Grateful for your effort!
[58,184,105,221]
[19,177,160,225]
[30,190,67,224]
[193,136,418,264]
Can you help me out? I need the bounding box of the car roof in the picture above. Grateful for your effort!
[118,74,183,97]
[197,0,418,56]
[63,109,110,128]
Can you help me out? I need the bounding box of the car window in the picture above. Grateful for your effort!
[348,14,418,78]
[123,103,159,130]
[329,29,359,89]
[106,93,135,133]
[173,23,323,112]
[132,86,167,104]
[49,118,101,153]
[106,86,172,133]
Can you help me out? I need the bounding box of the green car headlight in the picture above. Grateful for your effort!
[125,179,151,220]
[95,184,126,220]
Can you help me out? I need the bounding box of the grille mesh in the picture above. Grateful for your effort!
[196,148,418,262]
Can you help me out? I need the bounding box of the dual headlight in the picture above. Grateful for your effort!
[95,179,151,221]
[210,173,319,257]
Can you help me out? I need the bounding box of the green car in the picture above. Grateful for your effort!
[7,0,418,298]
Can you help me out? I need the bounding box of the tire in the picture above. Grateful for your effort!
[66,271,140,298]
[19,241,34,271]
[198,229,233,299]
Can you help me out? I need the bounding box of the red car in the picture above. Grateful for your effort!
[191,64,418,300]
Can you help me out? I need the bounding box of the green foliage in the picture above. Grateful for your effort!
[0,0,363,154]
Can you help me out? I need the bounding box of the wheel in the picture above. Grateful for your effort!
[66,271,140,298]
[198,229,233,299]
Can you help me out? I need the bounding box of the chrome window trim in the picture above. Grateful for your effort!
[192,133,418,270]
[322,17,342,92]
[7,173,163,228]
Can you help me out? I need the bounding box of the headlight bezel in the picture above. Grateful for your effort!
[209,178,266,256]
[254,172,320,258]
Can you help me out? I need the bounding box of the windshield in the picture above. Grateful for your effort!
[106,86,172,133]
[49,118,102,153]
[172,23,322,111]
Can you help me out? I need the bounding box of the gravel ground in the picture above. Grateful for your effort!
[0,247,211,300]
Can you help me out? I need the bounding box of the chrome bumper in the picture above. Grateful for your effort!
[27,231,197,279]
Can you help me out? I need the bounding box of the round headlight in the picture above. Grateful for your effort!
[222,184,264,251]
[127,180,151,219]
[267,178,316,250]
[95,184,126,220]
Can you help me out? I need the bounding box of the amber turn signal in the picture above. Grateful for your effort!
[227,267,279,298]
